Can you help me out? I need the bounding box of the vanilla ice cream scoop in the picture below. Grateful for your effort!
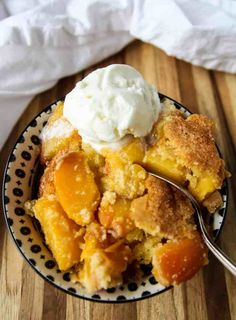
[63,64,161,150]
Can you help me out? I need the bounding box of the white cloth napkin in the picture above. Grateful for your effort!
[0,0,236,149]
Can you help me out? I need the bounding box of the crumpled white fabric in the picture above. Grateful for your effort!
[0,0,236,149]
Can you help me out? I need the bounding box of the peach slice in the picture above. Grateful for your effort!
[152,234,208,286]
[54,152,100,226]
[34,196,84,270]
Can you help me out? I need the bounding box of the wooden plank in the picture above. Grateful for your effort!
[42,283,67,320]
[124,41,157,85]
[0,236,23,320]
[137,291,179,320]
[172,286,188,320]
[18,266,44,320]
[176,59,199,113]
[191,65,236,320]
[185,272,209,320]
[66,296,90,320]
[203,254,231,320]
[153,47,180,101]
[213,72,236,147]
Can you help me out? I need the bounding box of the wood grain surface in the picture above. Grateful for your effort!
[1,41,236,320]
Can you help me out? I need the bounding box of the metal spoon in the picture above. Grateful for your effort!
[148,171,236,276]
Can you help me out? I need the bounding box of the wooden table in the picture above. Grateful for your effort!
[1,41,236,320]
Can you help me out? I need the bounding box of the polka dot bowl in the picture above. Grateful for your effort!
[2,94,228,303]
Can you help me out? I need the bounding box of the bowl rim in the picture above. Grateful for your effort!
[2,93,229,303]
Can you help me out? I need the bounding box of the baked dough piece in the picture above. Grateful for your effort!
[100,138,147,199]
[98,191,135,238]
[144,100,226,202]
[131,176,196,239]
[74,223,131,292]
[81,142,105,182]
[133,235,161,264]
[39,149,67,197]
[40,101,81,164]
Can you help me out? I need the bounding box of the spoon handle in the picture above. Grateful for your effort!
[191,197,236,276]
[149,172,236,276]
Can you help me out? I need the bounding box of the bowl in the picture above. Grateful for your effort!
[2,94,228,303]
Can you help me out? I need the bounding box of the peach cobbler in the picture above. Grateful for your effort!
[26,65,228,292]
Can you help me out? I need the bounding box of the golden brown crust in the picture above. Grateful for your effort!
[38,150,68,197]
[131,176,195,239]
[202,190,223,214]
[38,166,55,198]
[147,100,183,146]
[163,114,222,174]
[145,107,227,202]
